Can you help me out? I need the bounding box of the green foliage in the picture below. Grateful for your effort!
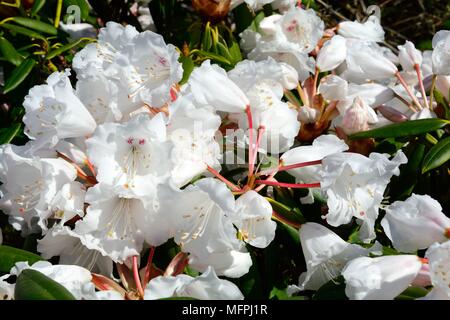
[0,245,43,273]
[14,269,76,300]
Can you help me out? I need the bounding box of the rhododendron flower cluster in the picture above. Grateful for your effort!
[0,1,449,301]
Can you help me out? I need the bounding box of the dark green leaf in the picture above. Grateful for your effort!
[46,38,86,60]
[422,136,450,173]
[11,17,57,35]
[349,119,450,140]
[31,0,46,16]
[15,269,76,300]
[0,123,22,144]
[1,23,46,40]
[0,245,43,273]
[0,36,23,66]
[312,276,348,300]
[3,58,35,94]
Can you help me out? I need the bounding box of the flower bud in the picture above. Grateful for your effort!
[341,97,378,135]
[376,105,408,123]
[192,0,231,21]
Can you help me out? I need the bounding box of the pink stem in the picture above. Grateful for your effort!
[206,165,241,192]
[395,72,423,110]
[250,126,265,172]
[132,256,145,298]
[143,247,155,286]
[246,105,255,177]
[255,170,277,192]
[259,160,322,177]
[414,64,430,109]
[255,180,321,189]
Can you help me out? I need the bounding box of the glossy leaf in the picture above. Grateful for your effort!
[31,0,46,16]
[0,36,23,66]
[422,136,450,173]
[46,38,87,59]
[0,123,22,144]
[350,119,450,140]
[0,245,43,273]
[1,23,46,40]
[3,58,35,94]
[11,17,57,35]
[14,269,76,300]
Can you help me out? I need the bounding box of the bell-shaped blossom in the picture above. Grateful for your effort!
[186,60,249,113]
[282,134,348,184]
[0,144,76,232]
[239,7,323,80]
[228,59,301,153]
[316,35,347,72]
[49,181,86,224]
[321,150,407,242]
[37,224,114,277]
[293,223,373,291]
[435,75,450,100]
[342,255,423,300]
[233,191,276,248]
[338,15,384,43]
[145,266,243,300]
[168,178,252,278]
[23,70,96,149]
[343,41,398,82]
[398,41,423,71]
[74,22,182,109]
[421,241,450,300]
[340,97,379,135]
[432,30,450,75]
[86,113,173,196]
[167,95,222,187]
[318,75,348,101]
[381,194,450,253]
[74,183,176,263]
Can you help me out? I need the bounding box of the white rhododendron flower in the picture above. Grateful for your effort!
[421,241,450,300]
[37,224,114,277]
[23,70,96,149]
[86,113,173,196]
[293,223,373,291]
[186,60,249,113]
[381,194,450,253]
[168,178,252,278]
[342,255,423,300]
[321,151,407,242]
[0,144,76,232]
[144,266,244,300]
[74,182,175,263]
[0,2,449,302]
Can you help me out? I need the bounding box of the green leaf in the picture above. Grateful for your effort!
[228,40,242,64]
[46,38,87,59]
[196,50,232,67]
[202,25,212,51]
[396,286,429,300]
[179,55,195,85]
[0,36,23,66]
[422,136,450,173]
[1,23,46,40]
[216,42,233,63]
[349,119,450,140]
[0,123,22,144]
[31,0,46,16]
[10,17,57,35]
[15,269,76,300]
[0,245,43,273]
[3,58,35,94]
[312,276,348,300]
